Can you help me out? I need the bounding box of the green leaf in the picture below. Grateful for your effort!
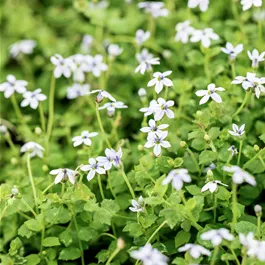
[123,222,143,237]
[59,247,81,260]
[59,230,73,247]
[186,185,201,196]
[174,230,191,249]
[208,127,220,140]
[234,221,257,234]
[159,205,183,229]
[24,219,42,232]
[25,254,41,265]
[42,237,61,247]
[78,227,98,242]
[199,150,218,165]
[216,186,231,201]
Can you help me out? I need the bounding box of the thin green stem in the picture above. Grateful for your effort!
[97,174,105,200]
[230,248,240,265]
[5,133,17,153]
[107,171,117,199]
[187,147,201,173]
[47,74,56,142]
[203,48,211,82]
[231,61,236,80]
[42,182,54,194]
[106,248,120,265]
[38,103,46,132]
[243,148,265,169]
[119,167,135,199]
[27,155,38,214]
[232,183,237,233]
[0,204,8,221]
[72,214,85,265]
[210,246,219,265]
[40,210,45,254]
[147,220,167,244]
[257,215,261,239]
[99,233,117,240]
[95,103,111,148]
[213,193,217,223]
[258,156,265,170]
[10,94,24,122]
[237,140,243,165]
[258,8,263,45]
[233,91,251,117]
[21,198,37,217]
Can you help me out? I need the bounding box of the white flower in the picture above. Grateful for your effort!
[81,158,106,181]
[144,131,171,156]
[241,0,262,11]
[135,49,160,75]
[138,2,169,18]
[98,101,128,117]
[130,243,168,265]
[248,49,265,68]
[201,180,228,193]
[221,42,244,60]
[50,168,77,184]
[9,40,36,58]
[20,88,47,109]
[81,34,93,53]
[140,119,169,136]
[228,124,245,137]
[175,20,194,43]
[195,83,225,105]
[178,244,211,259]
[0,75,27,98]
[228,145,238,156]
[0,125,7,134]
[71,54,90,82]
[162,168,191,190]
[11,186,19,196]
[154,98,175,121]
[239,232,256,248]
[108,44,123,57]
[20,142,44,158]
[88,54,108,77]
[67,83,90,99]
[88,0,109,9]
[129,196,145,212]
[200,228,234,246]
[223,166,256,186]
[190,28,219,48]
[140,99,158,116]
[138,88,147,98]
[87,89,116,103]
[97,148,122,170]
[253,9,265,21]
[50,54,73,78]
[72,131,98,147]
[135,29,151,46]
[147,71,173,94]
[188,0,210,12]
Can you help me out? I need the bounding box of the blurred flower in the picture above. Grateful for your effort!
[140,119,168,136]
[138,88,147,98]
[228,145,238,156]
[88,0,109,9]
[201,180,228,193]
[11,186,19,196]
[98,101,128,117]
[175,20,194,43]
[253,9,265,21]
[221,42,244,60]
[223,165,256,186]
[135,29,151,46]
[154,98,174,121]
[200,228,234,246]
[87,89,116,103]
[228,124,245,137]
[0,125,7,134]
[188,0,210,12]
[67,83,90,99]
[20,142,44,158]
[81,35,93,53]
[88,54,108,77]
[51,54,73,78]
[195,83,225,105]
[138,2,169,18]
[0,75,27,98]
[72,131,98,147]
[71,54,90,82]
[50,168,77,184]
[247,49,265,68]
[147,71,173,94]
[140,99,158,116]
[241,0,262,11]
[190,28,219,48]
[108,44,123,57]
[9,40,36,58]
[130,243,168,265]
[81,158,106,181]
[144,131,171,156]
[178,244,211,259]
[21,88,47,109]
[162,168,191,190]
[129,196,145,212]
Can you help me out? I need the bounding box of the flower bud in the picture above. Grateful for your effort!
[206,169,213,180]
[254,145,260,152]
[42,165,49,172]
[11,157,18,165]
[138,88,147,98]
[138,144,144,151]
[196,110,202,117]
[35,127,42,135]
[117,238,125,249]
[254,204,262,215]
[96,91,104,103]
[180,141,186,148]
[107,106,115,117]
[11,186,19,196]
[204,134,210,142]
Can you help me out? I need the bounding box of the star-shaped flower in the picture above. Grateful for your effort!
[201,180,228,193]
[147,71,173,94]
[72,131,98,147]
[162,168,191,190]
[21,88,47,109]
[50,168,77,185]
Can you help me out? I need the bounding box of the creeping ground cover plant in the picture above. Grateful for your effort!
[1,0,265,264]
